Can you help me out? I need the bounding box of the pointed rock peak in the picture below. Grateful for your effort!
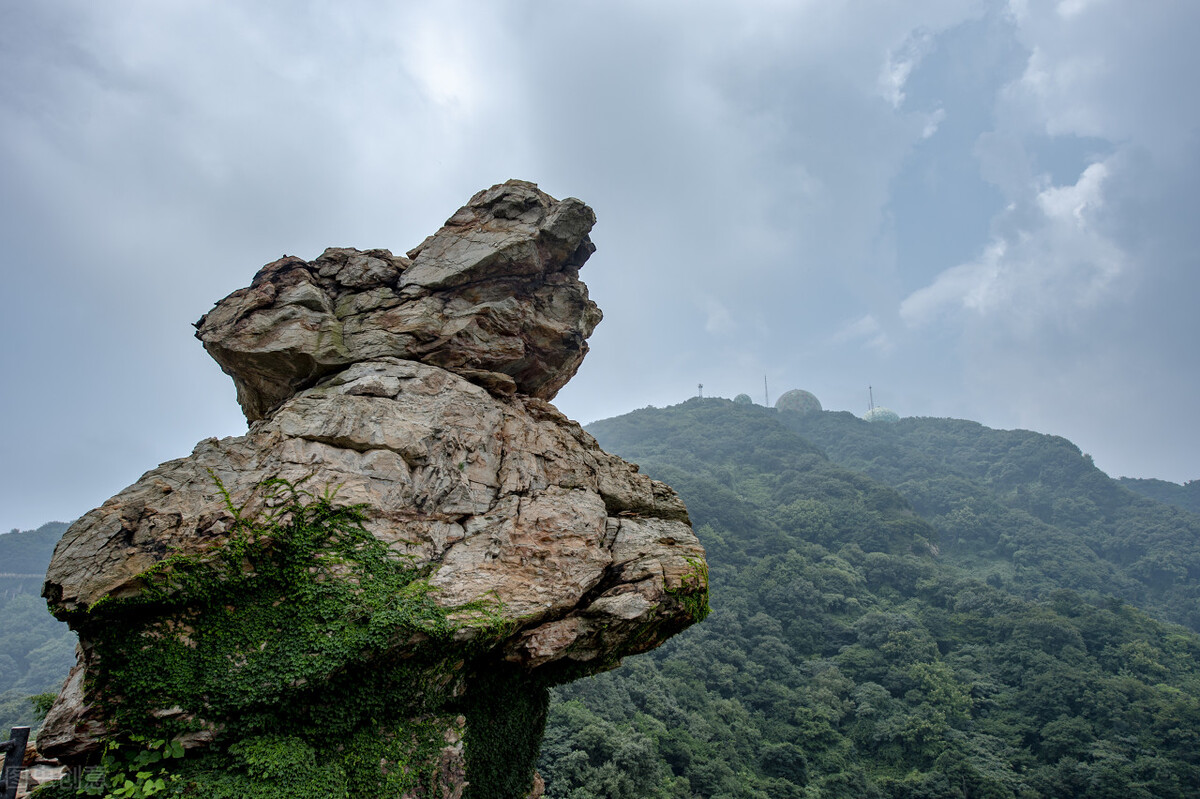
[403,179,597,291]
[195,179,603,422]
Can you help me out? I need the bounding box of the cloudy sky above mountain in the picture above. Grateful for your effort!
[3,0,1198,531]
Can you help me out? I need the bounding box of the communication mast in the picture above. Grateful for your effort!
[764,375,769,406]
[868,385,875,412]
[698,383,703,398]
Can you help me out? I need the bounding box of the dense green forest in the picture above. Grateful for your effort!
[538,400,1200,798]
[6,405,1200,798]
[776,411,1200,631]
[2,521,67,575]
[1120,477,1200,516]
[0,522,75,732]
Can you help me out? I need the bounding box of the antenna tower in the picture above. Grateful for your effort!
[764,375,769,406]
[698,383,703,398]
[868,385,875,411]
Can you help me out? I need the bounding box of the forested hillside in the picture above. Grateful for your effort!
[0,522,75,732]
[1119,477,1200,515]
[5,405,1200,798]
[779,412,1200,631]
[539,400,1200,798]
[2,522,68,576]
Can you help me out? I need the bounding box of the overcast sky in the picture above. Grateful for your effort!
[3,0,1198,532]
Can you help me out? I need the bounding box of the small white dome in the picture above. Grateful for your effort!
[863,407,900,423]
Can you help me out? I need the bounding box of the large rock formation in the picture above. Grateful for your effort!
[39,181,707,798]
[195,180,602,422]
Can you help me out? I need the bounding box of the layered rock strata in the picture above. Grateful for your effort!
[40,180,707,799]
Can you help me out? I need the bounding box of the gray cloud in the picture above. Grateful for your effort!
[2,0,1197,531]
[888,0,1200,481]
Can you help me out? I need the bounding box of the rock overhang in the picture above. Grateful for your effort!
[39,180,707,797]
[194,179,603,422]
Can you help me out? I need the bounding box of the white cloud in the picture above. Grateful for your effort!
[832,313,894,354]
[1036,160,1107,223]
[900,159,1124,332]
[1011,45,1109,140]
[900,241,1006,325]
[879,29,935,109]
[399,10,493,113]
[5,0,1199,527]
[1056,0,1101,20]
[1002,1,1200,161]
[921,107,946,139]
[702,298,737,336]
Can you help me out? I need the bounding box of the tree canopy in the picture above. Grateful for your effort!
[540,399,1200,798]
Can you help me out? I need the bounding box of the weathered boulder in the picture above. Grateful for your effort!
[43,358,698,652]
[195,180,602,422]
[40,181,706,799]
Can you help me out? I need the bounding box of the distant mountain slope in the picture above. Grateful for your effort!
[7,407,1200,798]
[587,400,934,564]
[1120,476,1200,515]
[0,521,69,574]
[777,411,1200,631]
[0,522,75,733]
[536,399,1200,799]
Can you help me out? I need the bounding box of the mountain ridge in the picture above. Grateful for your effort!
[536,398,1200,798]
[7,400,1200,797]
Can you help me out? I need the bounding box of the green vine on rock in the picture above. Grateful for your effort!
[56,475,487,798]
[666,557,711,623]
[75,738,185,799]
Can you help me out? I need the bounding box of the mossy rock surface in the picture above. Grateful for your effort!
[41,482,550,798]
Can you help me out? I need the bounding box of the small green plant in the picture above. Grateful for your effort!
[29,692,58,721]
[78,738,185,799]
[666,557,711,623]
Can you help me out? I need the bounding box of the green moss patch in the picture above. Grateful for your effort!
[667,557,711,624]
[51,477,543,798]
[460,667,550,799]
